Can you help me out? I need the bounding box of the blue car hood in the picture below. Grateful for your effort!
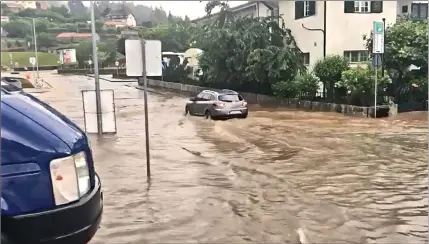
[1,92,87,164]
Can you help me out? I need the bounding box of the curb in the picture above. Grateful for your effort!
[84,74,136,82]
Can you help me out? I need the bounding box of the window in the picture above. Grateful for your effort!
[295,1,316,19]
[344,50,369,63]
[218,94,242,102]
[344,1,383,13]
[202,93,212,100]
[302,52,310,66]
[304,1,310,16]
[197,92,205,99]
[411,3,428,19]
[354,1,369,13]
[402,5,408,13]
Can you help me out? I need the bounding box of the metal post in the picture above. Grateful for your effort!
[141,40,151,178]
[32,18,39,79]
[381,18,386,77]
[90,1,103,136]
[374,54,378,119]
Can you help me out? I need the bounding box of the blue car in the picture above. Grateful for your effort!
[1,80,103,243]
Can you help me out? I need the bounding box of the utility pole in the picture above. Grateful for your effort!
[32,18,39,79]
[90,0,103,136]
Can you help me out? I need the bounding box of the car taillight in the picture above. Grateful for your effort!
[50,152,90,206]
[242,101,247,107]
[214,102,225,108]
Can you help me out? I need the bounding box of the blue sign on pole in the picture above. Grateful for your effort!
[371,54,382,68]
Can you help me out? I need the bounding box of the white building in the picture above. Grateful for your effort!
[279,1,427,69]
[192,1,278,25]
[105,9,137,28]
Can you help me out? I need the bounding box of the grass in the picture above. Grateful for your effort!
[1,52,59,67]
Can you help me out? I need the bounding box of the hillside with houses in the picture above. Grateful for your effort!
[0,0,186,52]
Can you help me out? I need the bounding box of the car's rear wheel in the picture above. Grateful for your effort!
[205,110,211,120]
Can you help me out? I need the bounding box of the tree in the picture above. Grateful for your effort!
[95,20,104,32]
[1,3,11,15]
[37,32,55,49]
[363,17,428,104]
[76,41,92,67]
[204,1,235,28]
[338,67,391,106]
[50,6,70,18]
[117,37,126,55]
[2,19,32,38]
[14,40,22,47]
[35,19,49,33]
[313,55,350,100]
[67,0,87,16]
[195,11,304,94]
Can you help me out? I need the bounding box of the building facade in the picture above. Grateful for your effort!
[192,1,278,25]
[279,1,401,68]
[105,9,137,27]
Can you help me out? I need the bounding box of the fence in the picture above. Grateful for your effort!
[145,79,392,118]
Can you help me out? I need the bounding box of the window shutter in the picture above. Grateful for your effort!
[371,1,383,13]
[295,1,304,19]
[309,1,316,16]
[344,1,355,13]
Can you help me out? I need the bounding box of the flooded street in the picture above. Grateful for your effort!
[34,74,427,244]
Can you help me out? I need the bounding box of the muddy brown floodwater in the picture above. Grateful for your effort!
[33,74,427,244]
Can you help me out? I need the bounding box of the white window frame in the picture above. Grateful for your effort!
[344,50,369,63]
[354,1,370,13]
[303,1,310,17]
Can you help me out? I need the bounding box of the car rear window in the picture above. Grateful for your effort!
[218,94,242,102]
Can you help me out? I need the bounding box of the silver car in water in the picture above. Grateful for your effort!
[185,89,248,119]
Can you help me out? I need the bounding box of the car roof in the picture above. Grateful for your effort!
[201,89,239,95]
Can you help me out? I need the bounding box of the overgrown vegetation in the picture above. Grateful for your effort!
[363,16,428,110]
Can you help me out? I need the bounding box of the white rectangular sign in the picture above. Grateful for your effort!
[145,40,162,76]
[29,57,36,65]
[57,49,77,64]
[372,21,384,54]
[82,89,117,134]
[125,39,143,77]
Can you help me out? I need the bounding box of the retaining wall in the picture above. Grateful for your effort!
[146,79,387,118]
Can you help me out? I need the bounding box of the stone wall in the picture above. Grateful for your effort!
[146,79,383,118]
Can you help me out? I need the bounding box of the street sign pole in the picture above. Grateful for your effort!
[374,55,378,119]
[372,21,385,119]
[141,40,151,178]
[90,0,103,136]
[32,18,40,79]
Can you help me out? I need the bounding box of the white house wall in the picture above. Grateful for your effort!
[279,1,398,69]
[325,1,397,57]
[257,3,272,17]
[126,14,137,27]
[279,1,324,69]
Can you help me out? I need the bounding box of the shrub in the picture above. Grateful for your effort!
[14,40,22,47]
[338,67,391,106]
[313,55,349,99]
[296,72,320,99]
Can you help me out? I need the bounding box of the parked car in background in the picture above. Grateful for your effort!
[185,89,248,119]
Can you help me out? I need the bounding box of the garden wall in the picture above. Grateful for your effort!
[146,79,389,118]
